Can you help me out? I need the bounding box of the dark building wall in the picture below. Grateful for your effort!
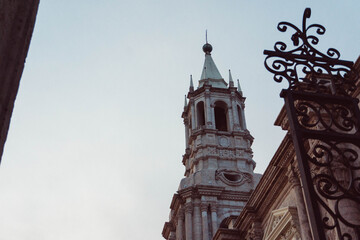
[0,0,40,162]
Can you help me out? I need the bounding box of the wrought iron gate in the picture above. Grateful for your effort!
[264,8,360,240]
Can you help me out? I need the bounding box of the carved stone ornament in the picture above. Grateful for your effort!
[219,136,230,147]
[263,207,300,240]
[245,220,262,240]
[215,169,252,186]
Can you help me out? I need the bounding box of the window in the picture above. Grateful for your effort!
[196,101,205,127]
[214,101,228,131]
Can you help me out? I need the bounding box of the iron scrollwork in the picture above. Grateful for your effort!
[307,139,360,239]
[264,8,357,96]
[294,98,358,134]
[264,7,360,240]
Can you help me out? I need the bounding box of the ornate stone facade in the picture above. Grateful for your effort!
[164,43,360,240]
[162,43,261,240]
[213,56,360,240]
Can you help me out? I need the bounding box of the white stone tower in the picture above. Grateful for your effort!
[162,42,260,240]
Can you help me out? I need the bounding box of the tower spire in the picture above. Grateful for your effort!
[206,29,208,44]
[237,79,243,96]
[200,41,226,88]
[189,75,194,92]
[229,69,234,87]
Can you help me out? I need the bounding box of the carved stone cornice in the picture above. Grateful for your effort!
[188,145,254,164]
[189,128,253,144]
[178,185,252,202]
[219,190,251,201]
[162,221,175,239]
[170,193,182,211]
[178,186,197,199]
[196,185,224,197]
[213,228,241,240]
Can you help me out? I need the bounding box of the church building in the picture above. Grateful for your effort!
[163,8,360,240]
[162,42,261,240]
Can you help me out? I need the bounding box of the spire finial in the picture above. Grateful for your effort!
[202,30,212,55]
[229,69,234,87]
[237,79,243,96]
[189,75,194,92]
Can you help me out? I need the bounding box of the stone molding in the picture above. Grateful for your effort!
[188,85,244,100]
[162,221,175,239]
[232,135,294,234]
[213,228,241,240]
[187,145,256,170]
[189,128,253,143]
[177,185,251,203]
[170,193,182,211]
[245,219,262,240]
[215,169,253,186]
[263,207,300,240]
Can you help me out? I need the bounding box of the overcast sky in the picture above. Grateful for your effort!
[0,1,359,240]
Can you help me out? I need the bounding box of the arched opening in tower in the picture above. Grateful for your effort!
[196,101,205,127]
[214,101,228,131]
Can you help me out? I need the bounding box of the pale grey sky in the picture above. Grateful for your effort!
[0,1,359,239]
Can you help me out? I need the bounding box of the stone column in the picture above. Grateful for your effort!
[210,203,218,237]
[227,105,234,132]
[210,103,215,130]
[201,203,209,240]
[176,209,184,240]
[184,203,193,240]
[190,99,196,130]
[288,164,312,240]
[240,102,247,130]
[184,118,189,149]
[169,232,176,240]
[193,202,202,240]
[230,94,239,131]
[204,89,213,128]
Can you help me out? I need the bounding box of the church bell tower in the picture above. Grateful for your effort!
[162,42,259,240]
